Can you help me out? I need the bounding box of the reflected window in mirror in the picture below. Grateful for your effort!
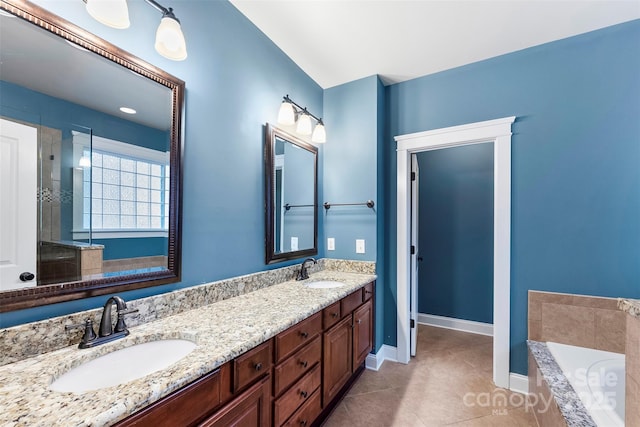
[265,124,318,264]
[0,0,184,312]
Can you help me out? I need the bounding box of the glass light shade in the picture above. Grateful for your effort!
[277,102,295,125]
[155,16,188,61]
[296,113,313,135]
[86,0,130,29]
[311,122,326,143]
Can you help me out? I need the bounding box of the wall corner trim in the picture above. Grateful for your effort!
[509,373,530,395]
[365,345,398,371]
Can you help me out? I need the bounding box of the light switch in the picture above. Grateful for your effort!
[327,238,335,251]
[356,239,365,254]
[291,237,298,251]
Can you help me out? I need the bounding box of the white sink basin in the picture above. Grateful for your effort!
[304,280,346,289]
[50,339,197,393]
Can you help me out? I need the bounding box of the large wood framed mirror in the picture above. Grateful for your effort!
[264,124,318,264]
[0,0,184,312]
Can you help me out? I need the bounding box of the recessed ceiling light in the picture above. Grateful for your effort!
[120,107,137,114]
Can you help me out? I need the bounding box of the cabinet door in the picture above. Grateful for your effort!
[322,315,353,406]
[200,376,271,427]
[353,299,373,368]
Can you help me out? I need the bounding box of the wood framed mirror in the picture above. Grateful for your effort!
[0,0,184,312]
[264,124,318,264]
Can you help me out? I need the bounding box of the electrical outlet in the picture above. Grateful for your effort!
[327,238,335,251]
[356,239,365,254]
[291,237,298,251]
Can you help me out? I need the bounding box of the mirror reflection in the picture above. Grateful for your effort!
[265,124,318,264]
[0,1,182,307]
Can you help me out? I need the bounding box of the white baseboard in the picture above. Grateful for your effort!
[509,373,529,395]
[417,313,494,337]
[365,345,397,371]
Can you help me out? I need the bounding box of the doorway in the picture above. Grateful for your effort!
[395,116,515,389]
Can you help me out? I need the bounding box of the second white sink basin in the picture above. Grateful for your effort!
[304,280,346,289]
[50,339,197,393]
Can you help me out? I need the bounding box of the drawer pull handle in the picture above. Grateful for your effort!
[300,420,307,427]
[300,331,309,338]
[300,390,308,398]
[254,362,263,371]
[331,312,339,318]
[300,360,308,368]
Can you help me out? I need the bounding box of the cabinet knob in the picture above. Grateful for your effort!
[357,319,362,324]
[300,390,308,398]
[300,331,309,338]
[254,362,263,371]
[300,360,308,368]
[331,312,339,318]
[300,420,307,427]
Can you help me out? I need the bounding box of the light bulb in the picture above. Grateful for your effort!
[155,16,188,61]
[311,122,326,143]
[86,0,130,29]
[296,113,312,135]
[277,101,295,126]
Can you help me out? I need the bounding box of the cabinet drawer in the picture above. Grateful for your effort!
[233,340,272,393]
[363,281,374,302]
[274,364,321,427]
[281,388,321,427]
[274,335,321,396]
[322,301,341,330]
[275,312,322,363]
[200,376,271,427]
[115,368,221,426]
[341,289,363,316]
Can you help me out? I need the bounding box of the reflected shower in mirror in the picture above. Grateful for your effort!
[0,0,183,312]
[265,124,318,264]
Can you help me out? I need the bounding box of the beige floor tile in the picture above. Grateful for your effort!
[322,325,536,427]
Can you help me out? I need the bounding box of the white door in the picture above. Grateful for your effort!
[0,118,38,291]
[409,154,419,356]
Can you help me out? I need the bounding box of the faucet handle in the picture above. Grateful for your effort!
[114,308,139,333]
[66,319,97,347]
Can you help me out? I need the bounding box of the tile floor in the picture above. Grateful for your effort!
[322,325,538,426]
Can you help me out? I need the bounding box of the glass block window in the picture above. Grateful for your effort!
[82,148,169,231]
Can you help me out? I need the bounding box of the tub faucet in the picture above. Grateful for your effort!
[296,257,317,281]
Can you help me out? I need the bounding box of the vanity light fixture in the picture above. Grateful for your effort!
[83,0,188,61]
[277,95,326,143]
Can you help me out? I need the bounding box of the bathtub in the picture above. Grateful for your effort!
[547,342,625,427]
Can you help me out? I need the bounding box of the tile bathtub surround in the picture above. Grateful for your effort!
[527,340,596,427]
[527,290,626,353]
[0,259,375,366]
[0,270,376,426]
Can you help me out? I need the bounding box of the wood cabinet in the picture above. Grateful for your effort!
[322,288,374,408]
[200,376,271,427]
[116,281,374,427]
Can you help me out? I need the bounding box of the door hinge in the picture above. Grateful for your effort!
[410,245,415,255]
[410,319,415,328]
[411,172,416,181]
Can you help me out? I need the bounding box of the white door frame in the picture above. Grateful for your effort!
[395,116,515,389]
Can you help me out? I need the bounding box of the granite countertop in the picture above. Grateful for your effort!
[0,270,375,426]
[618,298,640,319]
[527,340,596,427]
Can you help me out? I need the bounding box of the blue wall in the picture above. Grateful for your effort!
[416,144,493,324]
[1,0,323,327]
[323,75,384,350]
[385,20,640,375]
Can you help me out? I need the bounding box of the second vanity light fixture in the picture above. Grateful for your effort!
[84,0,187,61]
[278,95,326,143]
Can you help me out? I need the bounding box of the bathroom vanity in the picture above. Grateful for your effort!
[0,264,375,426]
[115,281,374,426]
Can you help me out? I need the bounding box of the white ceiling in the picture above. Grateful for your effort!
[230,0,640,89]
